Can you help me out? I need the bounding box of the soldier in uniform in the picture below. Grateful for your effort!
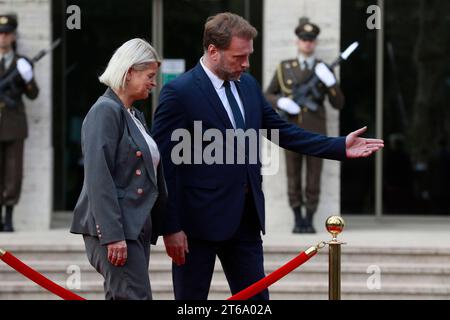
[0,14,39,232]
[265,18,344,233]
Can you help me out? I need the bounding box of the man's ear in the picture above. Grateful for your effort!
[208,44,219,61]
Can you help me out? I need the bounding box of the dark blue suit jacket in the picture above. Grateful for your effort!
[152,63,346,241]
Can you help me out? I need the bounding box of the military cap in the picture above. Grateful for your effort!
[295,17,320,40]
[0,14,18,33]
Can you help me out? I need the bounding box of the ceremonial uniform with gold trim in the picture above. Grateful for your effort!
[265,18,344,233]
[0,14,39,232]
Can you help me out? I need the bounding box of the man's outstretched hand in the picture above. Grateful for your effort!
[346,127,384,158]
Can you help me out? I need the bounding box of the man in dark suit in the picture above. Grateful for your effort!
[0,14,39,232]
[152,12,383,300]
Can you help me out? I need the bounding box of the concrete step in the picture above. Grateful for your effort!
[3,243,450,300]
[1,280,450,300]
[3,260,450,286]
[5,244,450,265]
[265,246,450,264]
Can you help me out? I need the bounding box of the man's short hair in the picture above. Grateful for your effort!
[203,12,258,51]
[99,38,160,90]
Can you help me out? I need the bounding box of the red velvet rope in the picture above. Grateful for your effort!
[1,245,317,301]
[0,250,85,300]
[227,248,317,300]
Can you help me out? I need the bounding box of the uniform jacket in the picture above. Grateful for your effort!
[70,88,168,245]
[151,62,346,242]
[0,53,39,141]
[265,58,344,134]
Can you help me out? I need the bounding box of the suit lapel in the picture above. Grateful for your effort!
[234,80,251,130]
[103,88,157,187]
[123,110,157,187]
[193,63,234,129]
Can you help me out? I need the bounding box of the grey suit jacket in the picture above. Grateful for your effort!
[70,88,167,245]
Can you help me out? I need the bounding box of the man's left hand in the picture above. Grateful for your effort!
[17,58,34,83]
[346,126,384,158]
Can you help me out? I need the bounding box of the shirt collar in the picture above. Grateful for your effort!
[0,50,14,62]
[127,107,136,117]
[200,57,225,90]
[199,57,241,89]
[298,54,316,69]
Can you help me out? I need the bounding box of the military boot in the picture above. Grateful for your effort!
[292,206,305,234]
[0,206,3,232]
[3,206,14,232]
[304,209,316,234]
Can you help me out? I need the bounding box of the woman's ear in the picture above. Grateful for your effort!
[126,68,133,82]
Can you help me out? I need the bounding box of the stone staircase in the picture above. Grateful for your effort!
[2,242,450,300]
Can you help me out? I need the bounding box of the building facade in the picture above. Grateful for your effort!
[1,0,449,231]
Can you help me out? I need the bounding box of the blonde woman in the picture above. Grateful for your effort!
[71,39,167,300]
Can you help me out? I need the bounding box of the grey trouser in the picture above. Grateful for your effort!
[83,216,153,300]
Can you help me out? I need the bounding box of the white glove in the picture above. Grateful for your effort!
[277,97,301,115]
[315,62,336,87]
[17,58,34,83]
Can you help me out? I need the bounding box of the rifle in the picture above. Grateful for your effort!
[290,41,359,112]
[0,38,61,109]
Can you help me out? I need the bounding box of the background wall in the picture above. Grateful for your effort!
[262,0,342,233]
[0,0,53,230]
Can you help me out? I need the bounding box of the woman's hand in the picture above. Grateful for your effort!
[107,240,128,267]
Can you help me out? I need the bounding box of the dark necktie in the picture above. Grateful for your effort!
[303,60,309,70]
[223,80,245,129]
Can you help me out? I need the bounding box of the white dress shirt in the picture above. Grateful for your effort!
[128,108,160,179]
[298,54,316,70]
[0,50,14,71]
[200,57,245,129]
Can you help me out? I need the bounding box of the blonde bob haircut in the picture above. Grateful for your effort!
[99,38,161,90]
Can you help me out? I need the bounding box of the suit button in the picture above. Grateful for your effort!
[136,169,142,176]
[137,188,144,195]
[136,151,142,158]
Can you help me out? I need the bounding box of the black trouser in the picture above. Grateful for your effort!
[172,194,269,300]
[0,140,24,206]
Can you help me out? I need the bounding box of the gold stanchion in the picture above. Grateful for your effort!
[325,216,345,300]
[0,248,6,257]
